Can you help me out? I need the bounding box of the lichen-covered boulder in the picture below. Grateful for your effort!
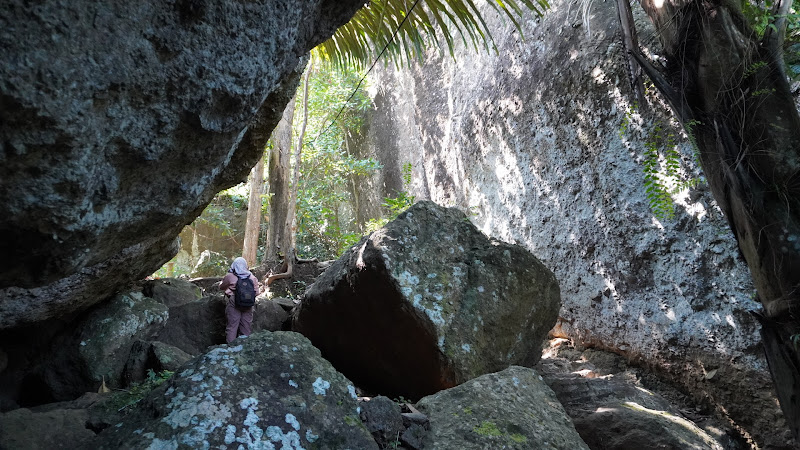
[415,366,588,449]
[77,292,169,388]
[293,201,560,399]
[149,341,193,373]
[96,331,378,449]
[0,0,365,330]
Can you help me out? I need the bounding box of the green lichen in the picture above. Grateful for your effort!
[343,415,360,426]
[473,421,502,437]
[510,433,528,443]
[463,407,473,415]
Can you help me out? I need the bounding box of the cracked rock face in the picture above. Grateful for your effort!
[95,331,378,449]
[0,0,364,329]
[293,201,561,400]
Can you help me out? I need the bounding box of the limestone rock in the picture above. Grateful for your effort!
[156,295,228,356]
[293,201,560,399]
[123,340,194,386]
[77,292,169,389]
[543,369,724,449]
[0,0,365,329]
[149,341,192,373]
[415,366,588,449]
[358,0,785,444]
[95,331,379,449]
[142,278,202,308]
[157,294,288,357]
[0,406,96,449]
[121,340,152,386]
[252,298,290,332]
[360,396,405,448]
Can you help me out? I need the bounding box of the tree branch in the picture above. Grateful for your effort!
[628,49,692,123]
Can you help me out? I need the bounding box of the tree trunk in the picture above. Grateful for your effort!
[265,96,296,265]
[267,61,313,286]
[635,0,800,436]
[242,156,265,266]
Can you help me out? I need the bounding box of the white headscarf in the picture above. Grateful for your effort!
[229,257,252,279]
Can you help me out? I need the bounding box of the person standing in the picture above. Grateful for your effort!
[220,257,260,344]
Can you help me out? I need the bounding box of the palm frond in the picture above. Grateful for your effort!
[315,0,549,70]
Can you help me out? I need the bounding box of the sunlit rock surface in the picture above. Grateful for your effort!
[416,366,589,449]
[358,0,786,446]
[96,331,378,449]
[293,201,560,400]
[0,0,364,329]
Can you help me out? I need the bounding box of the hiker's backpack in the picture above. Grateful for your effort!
[234,277,256,308]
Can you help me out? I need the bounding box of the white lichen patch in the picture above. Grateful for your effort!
[397,270,420,295]
[305,429,319,443]
[462,344,472,352]
[347,385,357,399]
[146,438,178,450]
[289,380,298,388]
[160,388,233,447]
[285,413,300,431]
[313,377,331,395]
[265,426,303,449]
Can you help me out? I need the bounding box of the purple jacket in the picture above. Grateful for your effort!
[220,273,260,308]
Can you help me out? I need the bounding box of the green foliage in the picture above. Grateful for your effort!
[365,162,416,233]
[151,256,192,279]
[294,65,382,260]
[316,0,549,70]
[194,188,249,238]
[621,107,703,221]
[740,0,800,80]
[108,370,174,413]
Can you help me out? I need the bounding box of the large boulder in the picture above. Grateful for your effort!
[0,0,365,330]
[96,331,379,449]
[415,366,588,449]
[0,396,103,449]
[156,294,228,356]
[31,290,170,401]
[76,291,169,390]
[293,201,561,399]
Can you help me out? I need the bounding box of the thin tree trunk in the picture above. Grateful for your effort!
[268,61,313,286]
[634,0,800,437]
[615,0,645,107]
[265,96,296,265]
[242,156,265,266]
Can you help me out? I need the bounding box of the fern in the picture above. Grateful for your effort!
[622,107,705,221]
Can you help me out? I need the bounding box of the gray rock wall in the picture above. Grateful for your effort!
[0,0,364,329]
[359,0,787,445]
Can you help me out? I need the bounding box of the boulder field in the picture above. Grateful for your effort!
[0,204,747,448]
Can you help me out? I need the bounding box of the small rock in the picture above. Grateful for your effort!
[360,396,405,448]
